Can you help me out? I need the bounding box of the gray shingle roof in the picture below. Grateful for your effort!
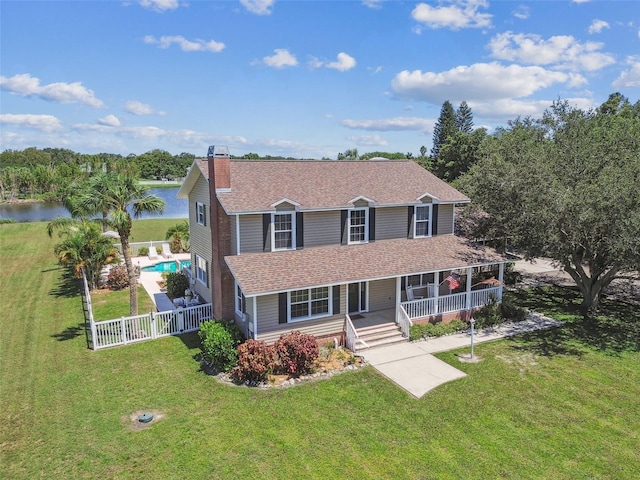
[225,236,507,296]
[196,159,469,213]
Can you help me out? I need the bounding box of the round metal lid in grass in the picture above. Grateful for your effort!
[138,413,154,423]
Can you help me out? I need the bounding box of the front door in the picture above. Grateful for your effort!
[348,282,367,314]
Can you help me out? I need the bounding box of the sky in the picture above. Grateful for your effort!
[1,0,639,159]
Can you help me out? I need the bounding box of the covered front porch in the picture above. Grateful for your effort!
[345,263,505,351]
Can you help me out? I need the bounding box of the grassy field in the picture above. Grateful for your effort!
[1,221,639,479]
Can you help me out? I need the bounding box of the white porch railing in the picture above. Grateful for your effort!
[400,286,502,320]
[397,304,413,337]
[91,303,212,350]
[345,314,368,352]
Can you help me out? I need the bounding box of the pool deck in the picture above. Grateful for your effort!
[135,253,191,308]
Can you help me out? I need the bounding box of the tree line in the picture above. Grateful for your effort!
[0,148,196,202]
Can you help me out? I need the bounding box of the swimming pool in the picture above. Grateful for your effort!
[142,260,191,273]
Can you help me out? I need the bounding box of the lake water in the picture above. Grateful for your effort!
[0,187,188,223]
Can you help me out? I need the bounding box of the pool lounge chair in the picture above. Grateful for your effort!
[161,242,174,259]
[148,246,159,260]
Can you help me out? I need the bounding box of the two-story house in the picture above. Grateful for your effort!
[177,146,507,351]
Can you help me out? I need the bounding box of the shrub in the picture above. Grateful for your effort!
[138,246,149,256]
[503,262,523,285]
[106,265,129,290]
[169,239,182,254]
[198,320,243,372]
[410,319,466,340]
[500,298,527,322]
[0,218,16,224]
[473,295,502,329]
[274,331,319,377]
[231,340,276,383]
[156,246,162,255]
[165,272,190,300]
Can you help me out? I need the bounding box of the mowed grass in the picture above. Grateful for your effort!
[1,222,639,479]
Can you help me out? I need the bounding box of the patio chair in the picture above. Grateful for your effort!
[161,242,174,259]
[406,284,424,301]
[148,247,159,260]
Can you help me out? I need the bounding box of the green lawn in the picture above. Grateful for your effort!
[1,222,639,479]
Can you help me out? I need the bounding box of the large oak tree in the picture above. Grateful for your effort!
[458,96,640,314]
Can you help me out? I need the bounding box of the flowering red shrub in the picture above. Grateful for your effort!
[231,340,276,383]
[274,331,319,377]
[107,265,129,290]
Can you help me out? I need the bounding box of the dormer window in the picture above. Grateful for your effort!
[348,208,369,244]
[414,205,432,238]
[272,212,296,251]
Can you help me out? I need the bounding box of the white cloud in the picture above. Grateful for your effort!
[124,100,166,115]
[139,0,180,12]
[572,0,591,3]
[391,62,586,103]
[256,49,298,68]
[308,53,356,71]
[0,113,63,132]
[612,57,640,88]
[240,0,274,15]
[588,19,610,34]
[346,134,388,146]
[362,0,383,9]
[488,31,615,72]
[0,73,105,108]
[98,114,121,127]
[342,116,433,132]
[411,0,492,30]
[143,35,225,53]
[326,53,357,71]
[513,5,529,20]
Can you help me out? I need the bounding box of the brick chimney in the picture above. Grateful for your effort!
[207,145,234,321]
[207,145,231,191]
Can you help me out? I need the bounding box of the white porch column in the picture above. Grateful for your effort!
[498,262,505,301]
[252,296,258,340]
[466,267,473,310]
[433,271,440,313]
[395,276,402,324]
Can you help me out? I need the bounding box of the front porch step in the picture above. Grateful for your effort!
[355,322,407,351]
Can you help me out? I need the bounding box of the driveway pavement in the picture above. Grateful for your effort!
[360,313,562,398]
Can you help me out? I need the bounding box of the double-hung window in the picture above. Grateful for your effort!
[196,254,208,286]
[235,283,246,314]
[196,202,207,226]
[414,205,432,238]
[272,212,295,251]
[289,287,330,321]
[348,208,368,244]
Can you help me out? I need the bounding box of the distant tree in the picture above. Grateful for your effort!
[456,101,474,133]
[338,148,359,160]
[359,151,406,160]
[431,101,457,160]
[406,152,413,159]
[458,98,640,314]
[419,145,427,158]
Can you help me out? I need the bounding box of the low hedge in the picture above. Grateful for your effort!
[410,319,466,341]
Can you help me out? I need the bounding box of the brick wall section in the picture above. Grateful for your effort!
[209,155,235,321]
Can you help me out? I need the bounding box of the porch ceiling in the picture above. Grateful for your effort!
[226,236,508,297]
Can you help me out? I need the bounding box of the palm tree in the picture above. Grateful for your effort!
[165,220,190,252]
[81,173,165,315]
[50,221,119,289]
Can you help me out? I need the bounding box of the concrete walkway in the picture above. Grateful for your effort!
[360,313,562,398]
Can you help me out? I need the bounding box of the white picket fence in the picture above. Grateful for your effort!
[81,269,212,350]
[90,303,212,350]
